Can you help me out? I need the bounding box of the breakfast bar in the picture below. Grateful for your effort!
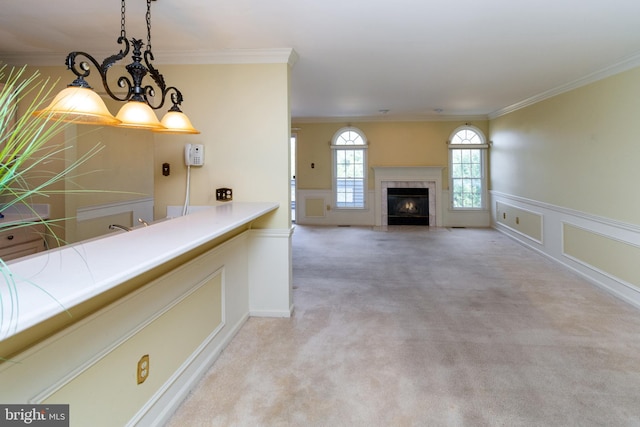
[0,201,287,426]
[1,201,278,339]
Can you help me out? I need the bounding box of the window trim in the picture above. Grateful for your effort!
[448,125,488,211]
[331,127,368,210]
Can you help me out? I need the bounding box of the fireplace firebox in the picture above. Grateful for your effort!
[387,188,429,225]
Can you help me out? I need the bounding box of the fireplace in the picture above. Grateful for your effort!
[387,188,429,225]
[373,166,444,228]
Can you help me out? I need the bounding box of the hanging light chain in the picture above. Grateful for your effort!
[120,0,127,39]
[146,0,152,52]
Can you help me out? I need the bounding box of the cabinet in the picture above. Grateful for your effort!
[0,223,47,261]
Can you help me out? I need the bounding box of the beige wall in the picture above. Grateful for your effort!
[72,97,155,207]
[490,66,640,226]
[12,66,154,245]
[292,120,490,192]
[153,63,291,229]
[12,61,291,246]
[490,65,640,304]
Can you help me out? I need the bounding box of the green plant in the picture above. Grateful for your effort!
[1,64,101,215]
[0,64,104,345]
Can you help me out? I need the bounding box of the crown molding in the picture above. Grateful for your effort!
[0,48,298,67]
[489,51,640,119]
[291,113,489,124]
[154,48,299,66]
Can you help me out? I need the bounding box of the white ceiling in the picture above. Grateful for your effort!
[2,0,640,121]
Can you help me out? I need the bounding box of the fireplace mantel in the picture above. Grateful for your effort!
[373,166,445,227]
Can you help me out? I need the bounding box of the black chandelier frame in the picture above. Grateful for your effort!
[64,0,185,114]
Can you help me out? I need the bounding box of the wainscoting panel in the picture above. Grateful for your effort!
[491,191,640,308]
[442,190,491,228]
[305,198,326,217]
[43,272,223,426]
[0,231,253,427]
[495,201,543,243]
[296,189,492,227]
[563,223,640,291]
[296,189,375,226]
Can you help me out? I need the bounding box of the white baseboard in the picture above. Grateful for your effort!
[250,303,295,318]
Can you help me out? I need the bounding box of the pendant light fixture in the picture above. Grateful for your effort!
[154,93,200,134]
[34,0,199,134]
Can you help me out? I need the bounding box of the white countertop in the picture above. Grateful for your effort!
[0,202,278,340]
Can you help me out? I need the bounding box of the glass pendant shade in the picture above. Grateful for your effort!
[115,100,164,130]
[154,110,201,134]
[33,86,121,126]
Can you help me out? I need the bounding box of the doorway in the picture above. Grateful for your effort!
[291,134,297,222]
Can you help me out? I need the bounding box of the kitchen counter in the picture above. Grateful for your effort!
[0,201,278,341]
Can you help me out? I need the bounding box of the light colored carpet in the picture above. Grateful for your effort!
[166,225,640,426]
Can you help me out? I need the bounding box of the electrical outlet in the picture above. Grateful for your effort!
[137,354,150,384]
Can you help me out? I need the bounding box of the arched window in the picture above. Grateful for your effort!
[448,125,488,209]
[332,127,368,209]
